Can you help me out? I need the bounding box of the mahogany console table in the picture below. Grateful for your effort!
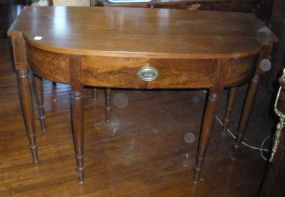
[8,6,277,184]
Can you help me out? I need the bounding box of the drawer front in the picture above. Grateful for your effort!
[81,56,216,89]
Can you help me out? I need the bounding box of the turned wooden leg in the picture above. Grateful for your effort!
[222,87,237,134]
[105,88,111,123]
[71,89,84,184]
[232,58,272,160]
[69,55,85,184]
[17,69,39,163]
[194,89,221,183]
[32,75,47,132]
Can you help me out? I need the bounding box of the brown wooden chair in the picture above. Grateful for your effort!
[31,0,111,133]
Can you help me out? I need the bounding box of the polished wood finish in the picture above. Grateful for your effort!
[81,57,217,88]
[8,7,276,58]
[194,59,229,182]
[69,55,85,184]
[194,88,221,182]
[0,38,276,196]
[8,6,276,183]
[12,37,39,163]
[32,75,47,132]
[232,44,273,159]
[30,0,109,124]
[223,87,237,134]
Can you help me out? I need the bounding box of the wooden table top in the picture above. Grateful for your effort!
[8,6,276,59]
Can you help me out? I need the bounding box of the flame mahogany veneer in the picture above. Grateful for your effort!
[8,6,277,184]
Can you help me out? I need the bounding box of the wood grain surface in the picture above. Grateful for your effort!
[0,38,275,196]
[8,6,277,58]
[7,6,277,185]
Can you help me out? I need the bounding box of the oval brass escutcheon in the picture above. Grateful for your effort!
[137,65,159,82]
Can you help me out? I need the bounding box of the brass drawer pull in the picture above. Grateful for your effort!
[259,58,271,72]
[137,65,159,82]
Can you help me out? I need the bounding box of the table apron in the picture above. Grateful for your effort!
[27,44,257,89]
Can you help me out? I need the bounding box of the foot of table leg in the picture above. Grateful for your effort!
[71,90,85,184]
[222,87,237,135]
[105,88,111,123]
[18,70,39,163]
[32,75,47,132]
[194,89,221,183]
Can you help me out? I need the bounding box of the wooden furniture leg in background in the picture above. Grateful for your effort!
[105,88,111,123]
[223,87,237,134]
[32,75,47,132]
[232,77,259,159]
[69,55,85,184]
[232,46,273,159]
[194,88,221,183]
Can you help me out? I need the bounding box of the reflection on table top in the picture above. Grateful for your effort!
[8,6,276,58]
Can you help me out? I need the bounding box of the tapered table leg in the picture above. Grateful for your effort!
[32,75,47,132]
[232,58,272,160]
[232,79,259,160]
[71,89,84,184]
[18,69,39,163]
[194,89,221,183]
[222,87,237,134]
[105,88,111,123]
[69,55,85,184]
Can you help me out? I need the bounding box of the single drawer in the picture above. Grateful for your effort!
[81,56,216,89]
